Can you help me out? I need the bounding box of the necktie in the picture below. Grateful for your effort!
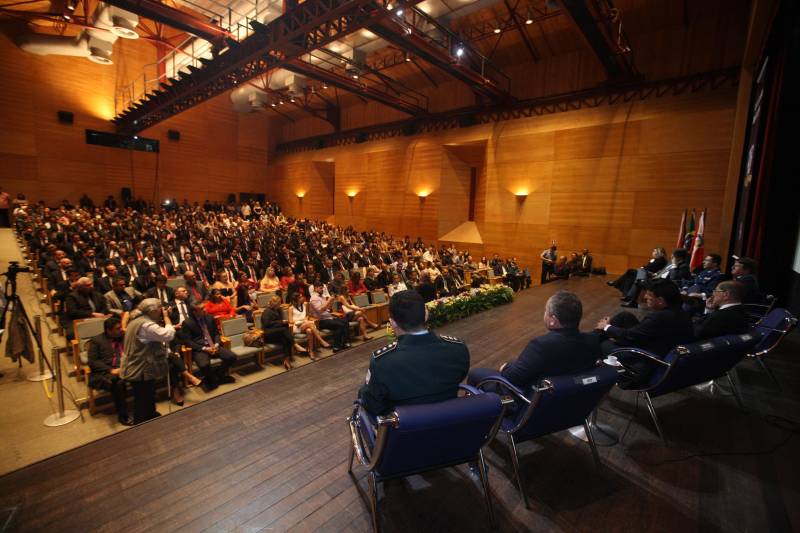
[178,302,187,323]
[200,321,214,347]
[161,265,168,276]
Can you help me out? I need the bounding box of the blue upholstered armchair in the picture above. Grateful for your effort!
[609,330,763,439]
[346,385,508,532]
[748,308,797,387]
[475,365,619,508]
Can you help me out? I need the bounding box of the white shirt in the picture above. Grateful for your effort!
[175,299,190,324]
[136,319,176,343]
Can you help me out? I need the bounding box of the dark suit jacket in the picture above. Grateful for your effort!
[145,285,175,304]
[87,333,123,389]
[693,305,751,340]
[184,282,208,304]
[178,314,221,352]
[64,290,108,322]
[606,306,693,356]
[644,256,668,274]
[502,328,602,390]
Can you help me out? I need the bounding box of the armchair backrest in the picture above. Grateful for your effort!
[75,318,106,353]
[256,291,276,308]
[220,316,248,349]
[166,277,185,290]
[353,293,370,307]
[371,290,387,304]
[373,393,503,480]
[648,331,762,397]
[511,365,618,442]
[753,308,797,355]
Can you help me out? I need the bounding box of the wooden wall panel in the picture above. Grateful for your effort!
[0,35,271,206]
[271,87,738,278]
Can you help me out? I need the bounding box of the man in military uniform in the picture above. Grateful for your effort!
[358,290,470,416]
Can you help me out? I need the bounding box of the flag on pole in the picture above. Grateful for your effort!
[683,209,696,251]
[676,209,687,249]
[690,209,706,271]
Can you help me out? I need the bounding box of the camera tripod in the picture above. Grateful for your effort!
[1,261,80,426]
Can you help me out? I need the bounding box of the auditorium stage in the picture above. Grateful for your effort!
[1,278,798,532]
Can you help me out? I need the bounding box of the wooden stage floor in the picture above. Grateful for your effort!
[1,277,799,532]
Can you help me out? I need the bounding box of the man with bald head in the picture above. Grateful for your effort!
[62,277,108,339]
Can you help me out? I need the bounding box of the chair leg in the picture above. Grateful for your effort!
[347,435,356,473]
[477,450,495,529]
[726,372,744,410]
[506,433,529,509]
[367,472,380,533]
[643,392,665,441]
[583,419,602,471]
[755,356,781,390]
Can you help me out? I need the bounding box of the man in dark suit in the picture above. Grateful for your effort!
[177,303,236,391]
[468,291,601,392]
[87,317,133,426]
[622,248,691,308]
[596,278,693,387]
[145,275,175,305]
[62,277,109,338]
[183,271,208,304]
[693,281,752,340]
[732,256,763,304]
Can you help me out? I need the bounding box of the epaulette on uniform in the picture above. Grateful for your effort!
[373,342,398,359]
[439,334,464,344]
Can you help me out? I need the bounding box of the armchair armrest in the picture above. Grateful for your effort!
[458,384,482,396]
[347,403,394,472]
[606,346,682,393]
[475,375,531,405]
[220,336,231,350]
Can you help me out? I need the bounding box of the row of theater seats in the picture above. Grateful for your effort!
[347,307,796,531]
[14,231,393,414]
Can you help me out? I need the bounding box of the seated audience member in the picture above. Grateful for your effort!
[731,256,762,304]
[183,271,208,304]
[211,270,236,301]
[279,266,295,291]
[416,272,436,303]
[358,290,470,416]
[363,267,381,292]
[259,267,281,292]
[309,281,350,352]
[94,263,118,294]
[178,303,237,391]
[168,287,193,327]
[62,277,109,338]
[468,291,601,394]
[596,278,693,387]
[387,273,408,296]
[693,281,751,340]
[346,270,369,296]
[104,276,142,329]
[286,272,310,303]
[260,295,305,369]
[553,256,571,279]
[87,317,132,426]
[576,249,593,276]
[608,247,668,295]
[622,248,691,308]
[334,290,378,341]
[204,288,236,323]
[681,253,724,299]
[234,271,255,322]
[145,274,175,306]
[289,292,330,360]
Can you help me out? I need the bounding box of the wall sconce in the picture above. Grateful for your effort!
[347,190,358,199]
[417,190,430,199]
[296,191,306,199]
[514,190,529,204]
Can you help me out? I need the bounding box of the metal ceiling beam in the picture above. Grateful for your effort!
[276,67,738,153]
[503,0,539,63]
[283,59,427,116]
[557,0,635,79]
[103,0,230,44]
[113,0,415,132]
[367,8,512,102]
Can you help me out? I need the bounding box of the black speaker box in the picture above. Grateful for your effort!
[57,111,74,124]
[167,129,180,141]
[121,187,132,201]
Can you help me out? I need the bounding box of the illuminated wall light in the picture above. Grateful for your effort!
[347,190,358,198]
[417,190,430,198]
[296,191,306,198]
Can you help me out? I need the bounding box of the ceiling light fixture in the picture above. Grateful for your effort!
[525,9,534,24]
[323,83,328,89]
[455,45,464,58]
[395,8,403,16]
[493,25,501,34]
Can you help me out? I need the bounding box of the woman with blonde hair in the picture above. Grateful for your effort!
[259,266,281,292]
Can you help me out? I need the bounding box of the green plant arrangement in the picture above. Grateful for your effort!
[425,284,514,329]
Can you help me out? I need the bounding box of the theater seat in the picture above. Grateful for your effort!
[220,317,264,366]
